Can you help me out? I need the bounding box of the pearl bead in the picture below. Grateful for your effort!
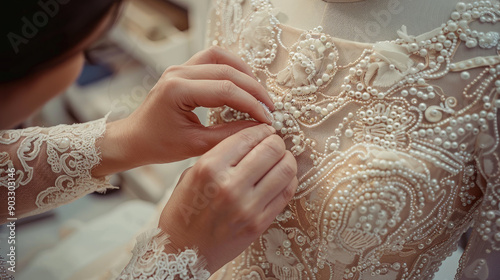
[460,71,471,80]
[273,121,283,130]
[466,39,478,48]
[283,240,291,248]
[345,129,354,138]
[456,2,466,12]
[448,22,458,32]
[58,137,71,149]
[409,43,418,52]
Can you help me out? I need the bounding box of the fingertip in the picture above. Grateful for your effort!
[266,124,276,134]
[251,80,273,110]
[255,101,273,125]
[266,98,275,111]
[249,110,271,126]
[261,94,275,111]
[254,123,275,135]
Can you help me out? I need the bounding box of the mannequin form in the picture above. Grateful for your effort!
[207,0,500,279]
[272,0,460,43]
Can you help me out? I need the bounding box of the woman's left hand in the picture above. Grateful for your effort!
[93,46,274,177]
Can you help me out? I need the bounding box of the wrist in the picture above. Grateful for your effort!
[92,119,139,177]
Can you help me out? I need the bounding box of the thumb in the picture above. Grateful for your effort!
[178,167,192,184]
[195,121,261,154]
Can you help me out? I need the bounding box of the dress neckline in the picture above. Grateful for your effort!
[266,0,437,47]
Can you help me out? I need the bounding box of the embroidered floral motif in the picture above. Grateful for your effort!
[276,30,339,99]
[365,42,414,88]
[263,228,297,266]
[239,10,279,67]
[350,102,418,149]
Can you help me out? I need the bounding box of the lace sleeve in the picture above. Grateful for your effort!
[117,228,210,280]
[456,111,500,279]
[0,117,115,223]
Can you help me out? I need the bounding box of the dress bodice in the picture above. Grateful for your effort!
[206,0,500,279]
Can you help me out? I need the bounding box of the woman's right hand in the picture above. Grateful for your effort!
[158,124,298,273]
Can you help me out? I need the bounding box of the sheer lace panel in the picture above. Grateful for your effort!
[206,0,500,279]
[0,116,114,222]
[117,228,210,280]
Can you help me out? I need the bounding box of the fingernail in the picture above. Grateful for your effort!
[259,101,274,123]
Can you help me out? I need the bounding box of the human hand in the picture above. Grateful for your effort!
[157,124,298,273]
[93,46,274,177]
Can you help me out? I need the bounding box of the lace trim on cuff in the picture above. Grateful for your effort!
[34,116,115,210]
[0,115,115,218]
[118,228,210,280]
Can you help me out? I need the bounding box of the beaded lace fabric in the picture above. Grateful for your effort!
[207,0,500,279]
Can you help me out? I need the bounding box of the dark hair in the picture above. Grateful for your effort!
[0,0,120,83]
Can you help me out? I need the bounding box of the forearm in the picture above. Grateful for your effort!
[0,118,115,223]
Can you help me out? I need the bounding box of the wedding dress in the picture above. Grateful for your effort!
[206,0,500,279]
[0,117,210,279]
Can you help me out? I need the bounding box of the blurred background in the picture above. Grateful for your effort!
[0,0,464,278]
